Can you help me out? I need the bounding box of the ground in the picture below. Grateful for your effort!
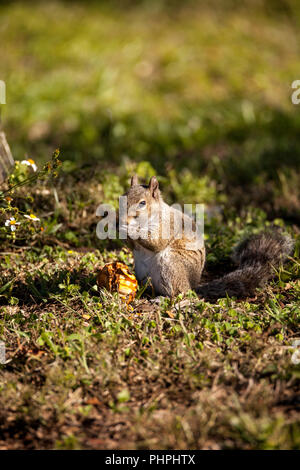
[0,0,299,449]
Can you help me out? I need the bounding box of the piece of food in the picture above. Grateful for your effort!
[97,262,138,304]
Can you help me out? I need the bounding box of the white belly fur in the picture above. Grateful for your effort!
[133,246,169,293]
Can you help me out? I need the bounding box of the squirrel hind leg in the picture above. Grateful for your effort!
[160,275,191,297]
[159,264,192,297]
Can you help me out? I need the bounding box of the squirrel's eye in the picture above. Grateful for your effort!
[138,200,146,208]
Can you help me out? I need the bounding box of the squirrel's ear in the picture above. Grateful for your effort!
[149,176,159,199]
[131,174,138,186]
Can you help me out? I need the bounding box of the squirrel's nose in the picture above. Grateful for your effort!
[127,215,136,225]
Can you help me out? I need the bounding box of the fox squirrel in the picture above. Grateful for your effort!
[121,175,293,300]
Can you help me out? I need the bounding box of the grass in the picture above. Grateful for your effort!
[0,0,299,449]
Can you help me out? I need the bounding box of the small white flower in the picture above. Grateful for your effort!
[5,217,21,232]
[24,214,40,222]
[21,158,37,172]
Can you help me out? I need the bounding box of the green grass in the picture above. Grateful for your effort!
[2,1,300,219]
[0,0,300,449]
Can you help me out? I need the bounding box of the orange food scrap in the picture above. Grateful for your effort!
[97,261,138,304]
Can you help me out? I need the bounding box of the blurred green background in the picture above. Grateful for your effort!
[1,0,300,220]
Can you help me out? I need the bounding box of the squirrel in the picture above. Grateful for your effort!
[121,175,294,300]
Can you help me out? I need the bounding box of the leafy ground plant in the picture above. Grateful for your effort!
[0,163,299,449]
[0,149,61,243]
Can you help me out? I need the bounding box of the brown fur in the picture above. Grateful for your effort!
[122,175,294,299]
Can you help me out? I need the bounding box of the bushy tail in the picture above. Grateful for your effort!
[196,230,294,300]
